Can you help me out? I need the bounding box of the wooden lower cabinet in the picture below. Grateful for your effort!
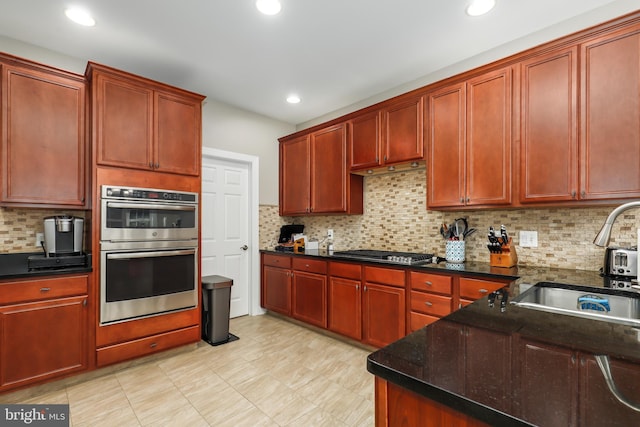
[328,261,363,340]
[0,274,89,392]
[375,377,491,427]
[292,270,327,328]
[363,266,406,348]
[263,265,292,315]
[328,276,362,340]
[0,295,88,391]
[96,326,199,367]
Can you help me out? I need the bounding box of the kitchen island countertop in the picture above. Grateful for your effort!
[367,280,640,426]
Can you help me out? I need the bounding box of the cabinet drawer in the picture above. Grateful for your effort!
[0,275,89,305]
[364,266,405,287]
[292,257,327,274]
[410,271,452,295]
[410,311,440,332]
[329,261,362,280]
[96,325,200,367]
[410,291,452,317]
[263,254,292,269]
[459,277,507,300]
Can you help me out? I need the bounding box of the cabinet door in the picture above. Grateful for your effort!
[580,25,640,200]
[382,97,424,164]
[427,83,466,208]
[0,296,87,389]
[310,123,347,213]
[155,91,201,176]
[328,276,362,340]
[362,283,405,348]
[466,67,512,206]
[350,111,381,170]
[1,64,86,207]
[279,135,310,215]
[580,355,640,427]
[517,340,577,426]
[262,266,291,315]
[94,72,154,170]
[520,47,578,203]
[292,270,327,328]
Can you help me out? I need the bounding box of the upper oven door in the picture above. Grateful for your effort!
[101,199,198,242]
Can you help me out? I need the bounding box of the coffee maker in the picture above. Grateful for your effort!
[43,215,84,256]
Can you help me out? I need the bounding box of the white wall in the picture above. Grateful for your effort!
[201,100,294,205]
[297,0,640,130]
[0,35,294,205]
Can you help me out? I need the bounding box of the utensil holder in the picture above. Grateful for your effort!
[489,238,518,268]
[446,240,465,263]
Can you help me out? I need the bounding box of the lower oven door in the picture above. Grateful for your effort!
[100,246,198,325]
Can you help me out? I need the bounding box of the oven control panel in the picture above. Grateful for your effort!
[102,186,197,203]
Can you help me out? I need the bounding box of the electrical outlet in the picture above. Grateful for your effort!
[327,229,334,240]
[519,231,538,248]
[35,232,44,248]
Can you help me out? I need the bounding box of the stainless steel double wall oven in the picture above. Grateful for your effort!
[100,185,199,325]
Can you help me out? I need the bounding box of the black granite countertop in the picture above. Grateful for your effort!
[367,280,640,426]
[260,248,605,288]
[0,252,92,280]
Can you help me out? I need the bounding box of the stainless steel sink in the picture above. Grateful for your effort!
[511,282,640,327]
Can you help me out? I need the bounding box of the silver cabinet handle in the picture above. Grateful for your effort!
[424,301,433,307]
[424,281,432,286]
[40,287,51,292]
[479,288,488,294]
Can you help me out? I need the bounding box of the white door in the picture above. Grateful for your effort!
[201,157,250,318]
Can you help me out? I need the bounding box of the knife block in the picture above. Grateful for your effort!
[490,238,518,268]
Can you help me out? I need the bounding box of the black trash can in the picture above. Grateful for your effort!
[202,275,234,345]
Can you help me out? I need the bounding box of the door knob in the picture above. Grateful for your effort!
[241,245,248,250]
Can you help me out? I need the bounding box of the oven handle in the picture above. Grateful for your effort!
[106,201,196,211]
[106,249,196,260]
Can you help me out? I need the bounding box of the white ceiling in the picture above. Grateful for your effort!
[0,1,635,125]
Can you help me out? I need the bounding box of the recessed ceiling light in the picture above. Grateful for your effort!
[65,7,96,26]
[286,95,301,104]
[256,0,282,16]
[466,0,496,17]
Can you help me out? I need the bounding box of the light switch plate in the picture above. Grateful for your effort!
[520,231,538,248]
[35,232,44,248]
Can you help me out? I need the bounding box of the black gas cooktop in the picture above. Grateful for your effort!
[332,249,433,265]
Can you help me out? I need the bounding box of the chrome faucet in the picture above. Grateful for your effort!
[593,201,640,247]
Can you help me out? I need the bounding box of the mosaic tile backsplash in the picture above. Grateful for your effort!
[0,208,67,253]
[259,169,640,272]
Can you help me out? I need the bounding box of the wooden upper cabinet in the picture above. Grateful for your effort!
[428,67,512,209]
[87,62,204,176]
[520,47,578,203]
[580,24,640,200]
[92,72,154,170]
[382,96,424,165]
[280,123,363,216]
[280,135,310,215]
[349,111,381,169]
[427,82,466,208]
[155,91,201,176]
[350,96,424,172]
[466,67,512,206]
[1,62,87,208]
[310,124,348,213]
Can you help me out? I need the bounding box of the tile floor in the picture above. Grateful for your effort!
[0,314,375,426]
